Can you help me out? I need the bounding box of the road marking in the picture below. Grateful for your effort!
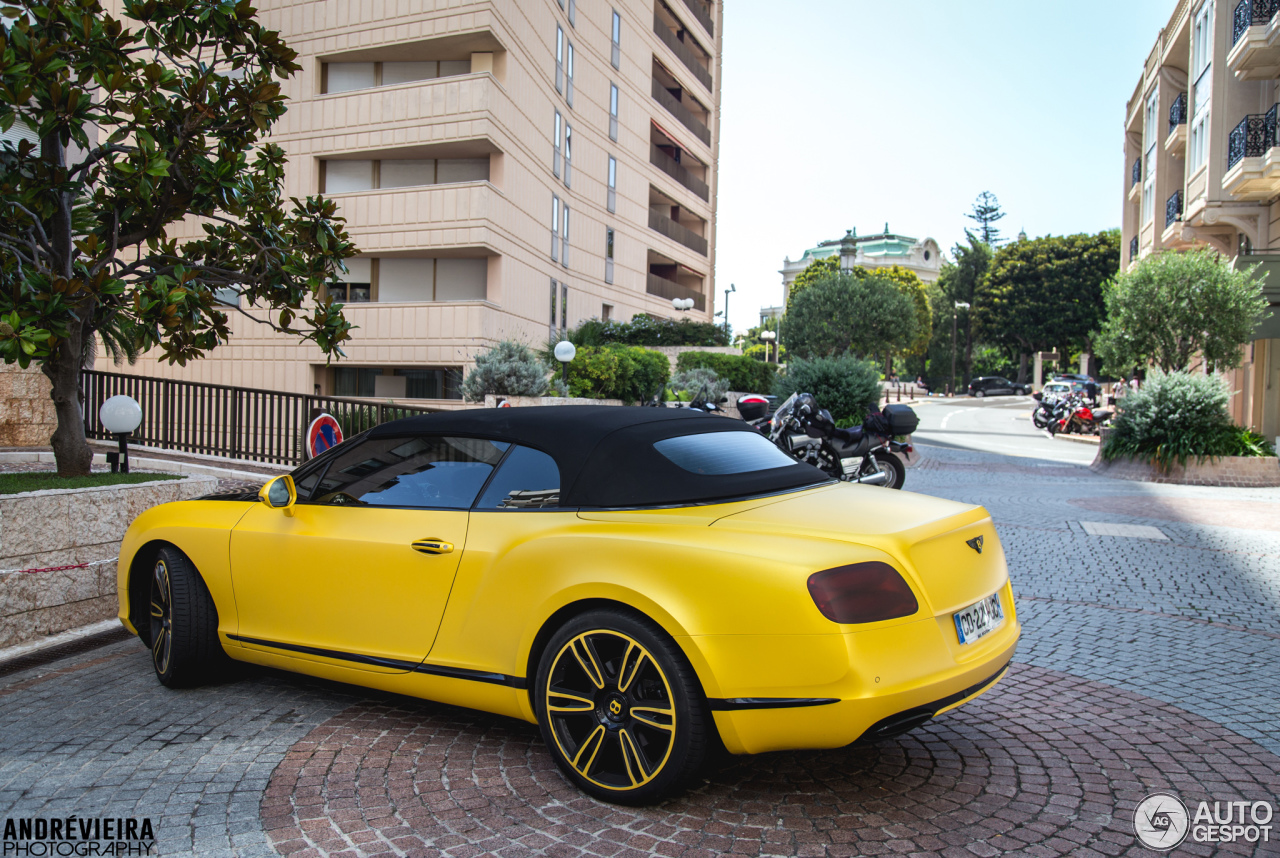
[1080,521,1169,540]
[938,408,977,430]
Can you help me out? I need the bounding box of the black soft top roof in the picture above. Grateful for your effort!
[368,406,828,507]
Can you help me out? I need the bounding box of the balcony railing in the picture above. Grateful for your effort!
[1129,236,1139,262]
[1165,189,1183,230]
[680,0,714,36]
[650,143,710,201]
[646,272,705,310]
[1132,157,1141,187]
[653,13,713,92]
[649,209,709,255]
[1227,105,1280,169]
[1169,92,1188,135]
[652,79,712,145]
[1233,0,1280,45]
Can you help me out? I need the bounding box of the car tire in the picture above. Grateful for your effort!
[535,608,709,805]
[149,546,231,688]
[973,390,985,398]
[872,450,906,489]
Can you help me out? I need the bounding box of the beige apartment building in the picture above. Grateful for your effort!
[96,0,722,404]
[1124,0,1280,442]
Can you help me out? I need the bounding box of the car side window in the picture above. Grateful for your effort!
[474,445,562,509]
[308,436,509,510]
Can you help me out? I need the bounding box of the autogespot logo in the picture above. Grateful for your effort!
[1135,793,1190,851]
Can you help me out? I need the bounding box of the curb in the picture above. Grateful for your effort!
[0,451,273,483]
[0,620,133,679]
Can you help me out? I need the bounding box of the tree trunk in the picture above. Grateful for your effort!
[41,336,92,477]
[1017,352,1029,384]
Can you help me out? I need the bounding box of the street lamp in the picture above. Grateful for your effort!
[722,283,735,335]
[99,394,142,473]
[670,297,694,311]
[951,301,970,396]
[553,340,576,387]
[760,330,777,363]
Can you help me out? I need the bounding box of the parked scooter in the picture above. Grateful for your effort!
[752,392,916,489]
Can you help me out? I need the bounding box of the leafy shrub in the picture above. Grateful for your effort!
[675,351,777,393]
[569,316,729,347]
[461,341,549,402]
[773,355,882,424]
[1101,369,1272,468]
[669,368,728,403]
[562,344,669,403]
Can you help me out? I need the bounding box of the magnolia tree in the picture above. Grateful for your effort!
[0,0,357,475]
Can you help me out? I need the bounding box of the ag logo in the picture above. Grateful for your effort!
[608,699,623,716]
[1134,792,1190,851]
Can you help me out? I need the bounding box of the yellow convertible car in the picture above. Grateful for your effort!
[117,406,1019,804]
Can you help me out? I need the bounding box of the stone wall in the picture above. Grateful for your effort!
[0,363,56,448]
[1091,453,1280,487]
[0,474,219,648]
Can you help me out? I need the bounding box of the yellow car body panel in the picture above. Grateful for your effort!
[118,479,1019,756]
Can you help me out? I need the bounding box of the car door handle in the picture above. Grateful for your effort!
[411,539,454,555]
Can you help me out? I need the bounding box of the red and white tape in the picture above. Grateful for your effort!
[0,558,116,577]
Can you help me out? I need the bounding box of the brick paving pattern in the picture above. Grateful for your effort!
[0,441,1276,856]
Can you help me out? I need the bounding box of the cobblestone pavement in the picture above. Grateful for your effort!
[1,442,1278,856]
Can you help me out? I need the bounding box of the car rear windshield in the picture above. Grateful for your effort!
[653,431,798,475]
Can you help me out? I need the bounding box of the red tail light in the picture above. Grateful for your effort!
[807,562,919,624]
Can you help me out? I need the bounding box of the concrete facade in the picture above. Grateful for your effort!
[96,0,723,408]
[1124,0,1280,443]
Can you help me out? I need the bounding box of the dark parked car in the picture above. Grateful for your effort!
[967,376,1029,397]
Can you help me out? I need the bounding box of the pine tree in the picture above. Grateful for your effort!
[966,192,1007,246]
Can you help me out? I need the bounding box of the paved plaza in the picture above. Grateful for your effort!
[1,440,1278,856]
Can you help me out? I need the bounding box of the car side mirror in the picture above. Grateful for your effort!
[259,475,297,514]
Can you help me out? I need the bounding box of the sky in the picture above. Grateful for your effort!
[713,0,1176,333]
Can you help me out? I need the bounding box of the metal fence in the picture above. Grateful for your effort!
[81,370,442,466]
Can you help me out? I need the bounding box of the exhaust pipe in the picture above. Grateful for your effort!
[854,470,888,486]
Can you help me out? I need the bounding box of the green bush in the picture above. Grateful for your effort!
[772,355,883,424]
[669,368,728,403]
[1101,369,1273,468]
[675,351,777,393]
[563,344,669,403]
[568,316,730,347]
[461,341,549,402]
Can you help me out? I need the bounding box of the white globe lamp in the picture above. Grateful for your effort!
[554,341,576,387]
[99,395,143,473]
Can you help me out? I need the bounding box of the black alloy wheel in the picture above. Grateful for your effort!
[535,609,709,805]
[148,546,231,687]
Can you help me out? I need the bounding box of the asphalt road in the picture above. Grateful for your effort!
[910,393,1100,465]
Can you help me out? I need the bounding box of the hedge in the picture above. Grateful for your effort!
[675,351,777,393]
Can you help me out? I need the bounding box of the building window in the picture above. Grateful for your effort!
[333,367,381,397]
[602,303,614,322]
[555,26,564,94]
[607,155,617,213]
[551,195,561,262]
[563,123,572,188]
[321,60,473,94]
[328,257,374,303]
[320,158,489,193]
[550,279,559,334]
[569,0,576,27]
[566,42,575,107]
[561,282,569,330]
[562,205,570,268]
[394,367,463,400]
[1190,0,1214,172]
[611,10,621,69]
[605,227,615,284]
[1142,86,1159,225]
[609,83,619,141]
[553,110,562,178]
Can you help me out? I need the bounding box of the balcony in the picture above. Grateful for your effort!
[1228,0,1280,79]
[1165,189,1183,230]
[653,7,713,92]
[1223,105,1280,200]
[646,272,705,310]
[328,182,496,253]
[679,0,714,37]
[649,209,708,255]
[652,77,711,146]
[650,142,710,201]
[1165,93,1188,156]
[1129,236,1139,263]
[1128,158,1142,203]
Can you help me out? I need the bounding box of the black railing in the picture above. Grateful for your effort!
[650,143,710,201]
[1234,0,1280,45]
[1169,92,1188,134]
[1132,157,1142,188]
[81,370,442,466]
[649,209,709,255]
[646,273,705,311]
[680,0,714,36]
[1166,189,1183,230]
[1228,112,1269,168]
[1130,236,1139,262]
[651,79,712,145]
[653,12,713,92]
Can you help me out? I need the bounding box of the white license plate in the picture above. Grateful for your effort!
[953,591,1004,645]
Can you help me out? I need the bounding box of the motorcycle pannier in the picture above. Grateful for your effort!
[882,404,919,435]
[737,395,770,421]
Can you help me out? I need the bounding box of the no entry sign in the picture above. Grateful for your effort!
[306,413,343,458]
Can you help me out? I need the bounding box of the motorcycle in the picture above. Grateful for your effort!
[1031,391,1057,430]
[754,392,916,490]
[1046,393,1113,435]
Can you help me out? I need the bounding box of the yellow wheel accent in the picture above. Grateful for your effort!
[150,559,172,676]
[544,629,677,792]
